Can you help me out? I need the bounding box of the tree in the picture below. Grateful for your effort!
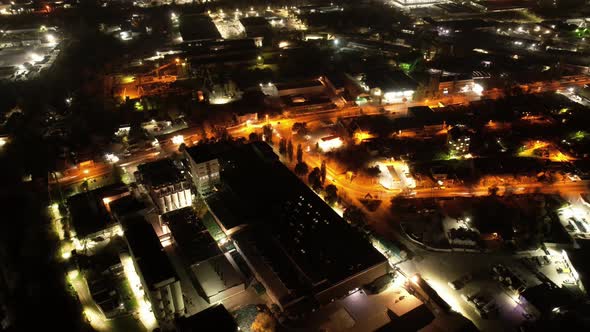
[291,122,308,136]
[193,197,209,219]
[320,160,327,184]
[296,143,303,163]
[249,132,260,142]
[112,165,126,183]
[263,124,273,145]
[324,184,338,205]
[364,166,380,178]
[215,126,231,141]
[251,312,276,332]
[343,205,366,227]
[294,162,309,176]
[287,140,293,162]
[278,138,287,155]
[81,180,89,192]
[488,185,499,196]
[308,167,322,191]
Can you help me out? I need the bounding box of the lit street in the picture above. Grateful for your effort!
[4,2,590,332]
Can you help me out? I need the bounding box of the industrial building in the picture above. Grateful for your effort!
[136,158,192,221]
[187,142,389,312]
[183,145,222,195]
[175,304,238,332]
[351,69,417,105]
[240,16,272,39]
[392,0,447,8]
[67,183,129,250]
[179,14,221,41]
[122,217,185,323]
[162,208,246,303]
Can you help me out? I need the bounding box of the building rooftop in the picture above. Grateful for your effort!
[109,195,146,222]
[201,142,387,304]
[408,106,435,118]
[184,143,229,164]
[363,69,418,92]
[175,304,237,332]
[123,217,177,289]
[162,208,222,265]
[191,254,244,300]
[275,79,324,91]
[67,183,128,238]
[377,304,434,332]
[240,16,271,30]
[448,125,473,140]
[137,158,185,188]
[179,14,221,41]
[521,282,573,314]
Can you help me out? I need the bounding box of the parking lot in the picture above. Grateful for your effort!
[397,248,580,331]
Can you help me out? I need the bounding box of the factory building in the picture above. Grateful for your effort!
[136,158,192,224]
[351,69,417,105]
[162,208,246,304]
[67,183,129,251]
[183,145,221,195]
[392,0,447,8]
[123,217,185,323]
[192,142,389,313]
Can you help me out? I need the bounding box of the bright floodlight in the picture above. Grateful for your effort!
[45,33,57,45]
[67,269,79,280]
[410,275,420,284]
[29,52,43,62]
[105,153,119,163]
[172,135,184,145]
[473,83,484,96]
[318,136,343,152]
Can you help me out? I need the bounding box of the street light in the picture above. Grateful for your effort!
[45,33,56,45]
[105,153,119,163]
[172,135,184,145]
[29,52,43,63]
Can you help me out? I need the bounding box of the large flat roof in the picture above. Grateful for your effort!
[109,195,146,221]
[163,208,222,265]
[179,14,221,41]
[198,143,386,303]
[365,69,417,92]
[67,183,128,238]
[191,254,244,299]
[275,79,324,91]
[123,217,177,289]
[184,143,231,164]
[137,158,185,188]
[175,304,237,332]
